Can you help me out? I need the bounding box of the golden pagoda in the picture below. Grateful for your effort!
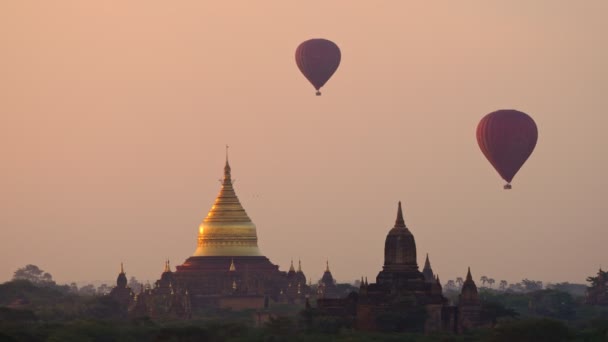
[192,155,261,257]
[173,153,312,309]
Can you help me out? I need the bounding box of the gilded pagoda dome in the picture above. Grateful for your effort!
[383,202,418,270]
[192,156,262,257]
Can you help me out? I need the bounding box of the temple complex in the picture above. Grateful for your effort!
[316,202,482,333]
[112,155,310,314]
[108,155,481,333]
[171,156,310,309]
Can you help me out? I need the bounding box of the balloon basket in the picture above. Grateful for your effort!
[315,90,321,96]
[503,184,512,190]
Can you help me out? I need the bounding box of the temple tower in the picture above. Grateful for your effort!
[193,155,261,256]
[458,267,481,332]
[376,202,426,289]
[422,254,435,283]
[174,155,284,309]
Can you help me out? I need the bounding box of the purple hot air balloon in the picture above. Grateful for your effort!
[476,110,538,189]
[295,38,341,96]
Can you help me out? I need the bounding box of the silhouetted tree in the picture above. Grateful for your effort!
[68,282,78,294]
[480,276,489,288]
[522,279,543,292]
[445,280,457,291]
[13,265,55,285]
[455,277,464,289]
[97,283,110,295]
[488,278,495,289]
[128,276,142,291]
[79,284,96,296]
[499,280,508,291]
[585,269,608,305]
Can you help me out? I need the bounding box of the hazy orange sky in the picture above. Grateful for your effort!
[1,1,607,286]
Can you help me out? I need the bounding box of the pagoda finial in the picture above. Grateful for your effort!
[164,259,171,273]
[326,259,330,272]
[466,267,473,281]
[298,259,302,273]
[120,262,124,274]
[289,259,295,272]
[229,258,236,272]
[395,201,406,228]
[223,145,232,182]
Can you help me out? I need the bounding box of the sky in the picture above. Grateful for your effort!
[1,1,607,286]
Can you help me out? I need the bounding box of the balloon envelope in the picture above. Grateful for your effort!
[295,39,341,95]
[476,110,538,187]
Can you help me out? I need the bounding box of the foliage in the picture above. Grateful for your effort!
[13,265,55,286]
[488,318,570,342]
[480,301,518,326]
[546,282,588,298]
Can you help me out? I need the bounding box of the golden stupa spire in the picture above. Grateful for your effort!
[326,259,330,272]
[298,259,302,273]
[164,259,171,273]
[229,258,236,271]
[193,151,262,257]
[120,262,124,274]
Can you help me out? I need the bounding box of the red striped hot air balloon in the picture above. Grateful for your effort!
[295,39,341,96]
[476,110,538,189]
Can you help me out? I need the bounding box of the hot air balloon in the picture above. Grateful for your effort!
[476,110,538,189]
[295,38,341,96]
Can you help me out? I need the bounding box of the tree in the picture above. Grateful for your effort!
[69,282,79,294]
[455,277,464,289]
[480,275,489,288]
[585,269,608,305]
[522,279,543,292]
[128,276,142,291]
[499,280,508,291]
[488,278,496,289]
[97,283,110,295]
[13,265,55,285]
[445,280,457,291]
[79,284,96,296]
[480,301,519,326]
[508,282,525,293]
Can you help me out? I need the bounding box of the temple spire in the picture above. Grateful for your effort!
[164,259,171,273]
[120,262,124,274]
[326,260,330,272]
[466,267,473,281]
[395,201,406,228]
[289,259,295,272]
[223,145,232,183]
[193,153,262,257]
[298,259,302,273]
[424,254,431,269]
